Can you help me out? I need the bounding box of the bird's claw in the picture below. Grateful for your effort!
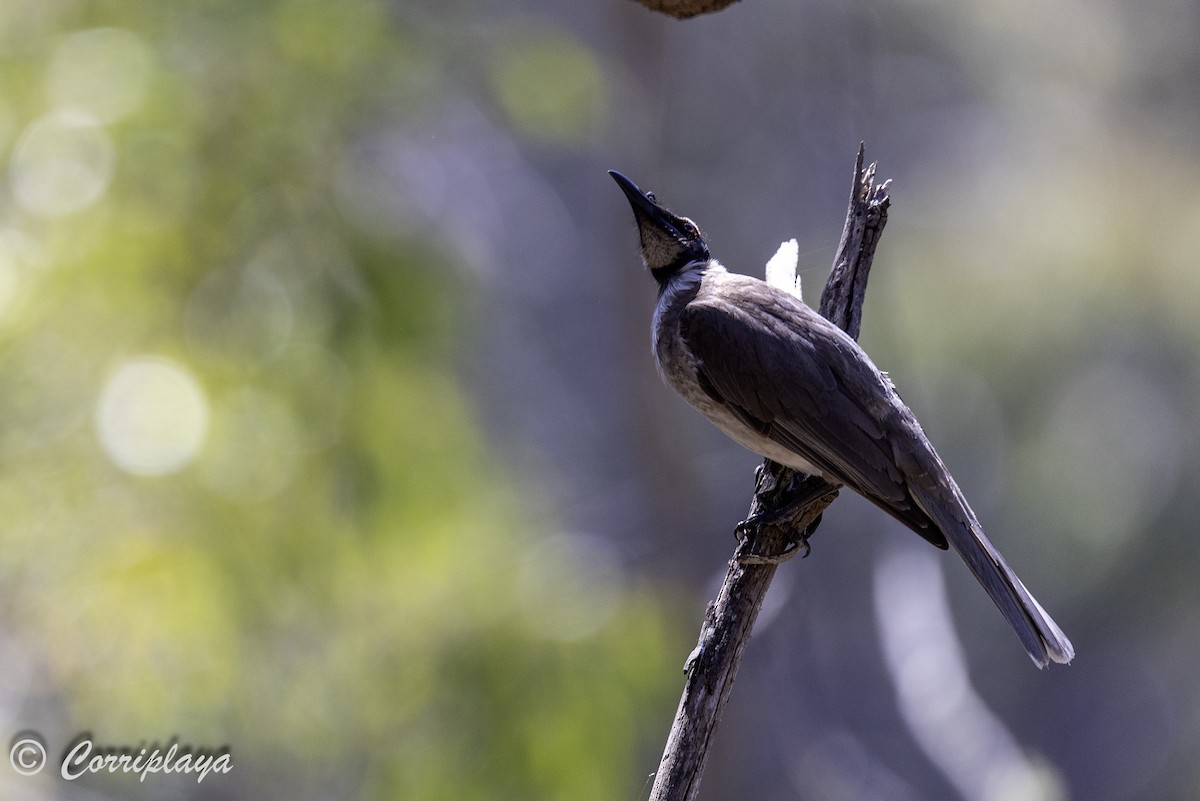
[737,535,810,564]
[734,508,819,564]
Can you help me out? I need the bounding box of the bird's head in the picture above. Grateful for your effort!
[609,170,710,283]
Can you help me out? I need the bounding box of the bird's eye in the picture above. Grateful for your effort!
[645,191,657,202]
[680,219,699,237]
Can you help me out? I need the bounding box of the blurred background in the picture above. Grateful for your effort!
[0,0,1197,799]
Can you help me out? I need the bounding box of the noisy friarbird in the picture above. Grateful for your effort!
[609,169,1072,668]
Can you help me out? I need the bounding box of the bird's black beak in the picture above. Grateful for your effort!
[608,170,663,223]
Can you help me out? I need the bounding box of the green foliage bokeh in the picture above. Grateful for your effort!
[0,2,674,799]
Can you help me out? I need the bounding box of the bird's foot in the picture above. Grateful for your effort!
[735,510,822,564]
[734,474,837,564]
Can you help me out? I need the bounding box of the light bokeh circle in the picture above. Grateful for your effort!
[95,356,209,476]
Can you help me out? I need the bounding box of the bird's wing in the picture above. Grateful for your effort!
[678,287,948,548]
[680,278,1074,666]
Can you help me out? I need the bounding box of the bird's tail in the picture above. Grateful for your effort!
[918,491,1074,668]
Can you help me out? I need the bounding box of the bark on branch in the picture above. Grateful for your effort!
[647,144,891,801]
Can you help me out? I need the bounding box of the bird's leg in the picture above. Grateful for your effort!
[735,473,838,564]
